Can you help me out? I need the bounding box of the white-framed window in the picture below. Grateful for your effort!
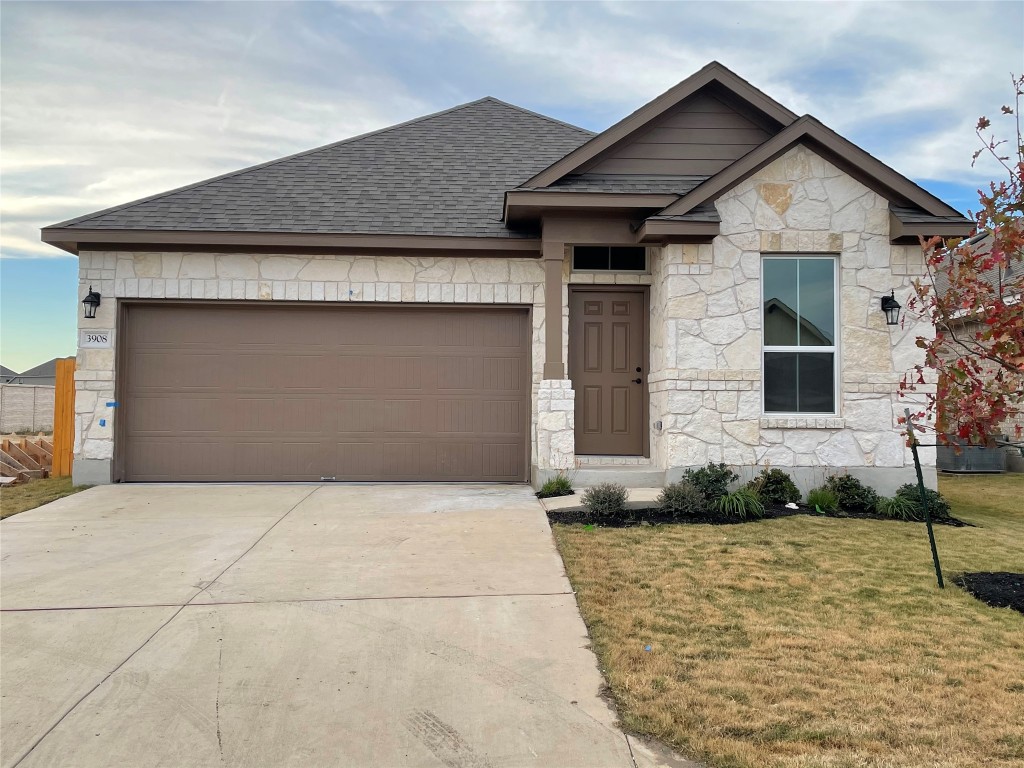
[761,255,838,415]
[571,246,648,272]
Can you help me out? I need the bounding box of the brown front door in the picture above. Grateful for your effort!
[569,288,646,455]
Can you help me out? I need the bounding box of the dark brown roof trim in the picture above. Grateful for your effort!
[889,211,974,242]
[504,191,679,223]
[660,115,964,219]
[635,218,720,243]
[41,229,542,257]
[521,62,799,189]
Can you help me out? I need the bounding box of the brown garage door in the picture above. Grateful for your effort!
[119,303,530,482]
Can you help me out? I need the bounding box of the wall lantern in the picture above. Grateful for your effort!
[880,290,901,326]
[82,286,102,319]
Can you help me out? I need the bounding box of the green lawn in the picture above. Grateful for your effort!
[0,477,89,519]
[553,474,1024,768]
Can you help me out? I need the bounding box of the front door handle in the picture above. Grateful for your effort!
[632,378,642,384]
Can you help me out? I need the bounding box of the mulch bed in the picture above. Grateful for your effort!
[954,572,1024,614]
[546,503,969,528]
[536,490,575,499]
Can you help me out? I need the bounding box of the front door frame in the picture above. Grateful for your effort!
[567,285,650,458]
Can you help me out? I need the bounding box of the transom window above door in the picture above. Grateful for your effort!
[762,256,837,415]
[572,246,647,272]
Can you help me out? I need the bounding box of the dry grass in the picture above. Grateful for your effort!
[553,474,1024,768]
[0,477,87,519]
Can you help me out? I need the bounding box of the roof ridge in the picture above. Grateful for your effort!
[478,97,595,136]
[48,97,531,230]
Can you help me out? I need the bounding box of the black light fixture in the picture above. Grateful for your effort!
[880,290,901,326]
[82,286,102,319]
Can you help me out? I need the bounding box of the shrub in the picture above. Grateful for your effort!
[684,462,739,504]
[807,486,839,513]
[657,481,707,518]
[824,474,879,513]
[581,482,628,518]
[875,494,919,520]
[713,488,765,520]
[746,468,801,505]
[895,483,952,519]
[536,471,574,499]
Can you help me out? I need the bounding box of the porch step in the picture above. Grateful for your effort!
[574,455,653,467]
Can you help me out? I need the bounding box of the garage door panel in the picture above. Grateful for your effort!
[122,304,529,482]
[481,400,524,435]
[334,400,380,433]
[482,357,523,391]
[337,442,382,477]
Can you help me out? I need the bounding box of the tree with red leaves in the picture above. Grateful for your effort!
[901,74,1024,447]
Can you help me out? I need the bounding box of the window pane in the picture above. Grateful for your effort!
[764,352,798,412]
[609,246,646,271]
[797,352,835,412]
[573,246,608,270]
[763,259,798,346]
[797,259,834,346]
[764,352,835,413]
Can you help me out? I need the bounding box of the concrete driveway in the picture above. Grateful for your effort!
[0,484,639,768]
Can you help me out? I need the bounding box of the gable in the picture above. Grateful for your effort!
[521,62,796,189]
[576,92,774,177]
[659,115,966,220]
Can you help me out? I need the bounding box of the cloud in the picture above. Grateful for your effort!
[2,0,1021,258]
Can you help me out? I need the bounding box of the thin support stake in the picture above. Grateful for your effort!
[904,409,944,589]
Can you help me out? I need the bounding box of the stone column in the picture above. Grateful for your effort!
[536,379,575,472]
[542,240,565,379]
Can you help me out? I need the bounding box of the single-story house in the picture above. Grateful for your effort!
[42,62,974,491]
[933,233,1024,459]
[0,358,61,386]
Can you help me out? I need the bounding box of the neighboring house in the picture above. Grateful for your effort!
[1,358,60,386]
[932,232,1024,444]
[42,62,974,491]
[0,365,18,384]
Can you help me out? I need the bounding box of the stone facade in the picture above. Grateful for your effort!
[648,146,935,492]
[535,379,576,473]
[74,144,935,492]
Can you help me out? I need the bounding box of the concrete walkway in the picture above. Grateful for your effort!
[1,484,660,768]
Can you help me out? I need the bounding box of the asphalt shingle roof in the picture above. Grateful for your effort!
[932,233,1023,300]
[647,204,721,223]
[51,98,595,239]
[891,205,972,226]
[536,174,708,195]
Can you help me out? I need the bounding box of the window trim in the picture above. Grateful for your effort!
[760,254,840,417]
[570,245,649,274]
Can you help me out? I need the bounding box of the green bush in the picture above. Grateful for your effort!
[807,486,839,513]
[875,494,919,520]
[657,481,707,518]
[684,462,739,504]
[536,471,574,499]
[581,482,628,518]
[824,474,879,513]
[746,468,801,505]
[895,483,952,519]
[713,488,765,520]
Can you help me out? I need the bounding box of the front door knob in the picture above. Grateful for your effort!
[632,378,642,384]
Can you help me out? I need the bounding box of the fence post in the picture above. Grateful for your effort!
[51,358,76,477]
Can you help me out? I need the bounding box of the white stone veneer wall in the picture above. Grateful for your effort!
[74,252,563,482]
[649,145,936,491]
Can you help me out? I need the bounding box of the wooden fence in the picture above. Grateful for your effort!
[51,358,76,477]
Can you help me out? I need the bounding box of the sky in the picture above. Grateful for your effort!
[1,0,1022,372]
